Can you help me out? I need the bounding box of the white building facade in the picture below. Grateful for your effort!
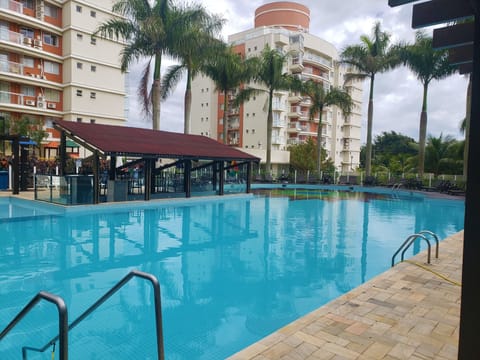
[190,2,362,173]
[0,0,126,158]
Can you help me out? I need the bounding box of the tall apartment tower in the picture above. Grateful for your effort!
[191,2,363,173]
[0,0,127,157]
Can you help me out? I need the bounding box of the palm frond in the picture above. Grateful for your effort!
[161,64,185,100]
[138,59,152,115]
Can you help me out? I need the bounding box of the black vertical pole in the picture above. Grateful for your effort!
[458,4,480,358]
[59,131,66,176]
[12,136,19,195]
[144,158,152,201]
[109,155,116,180]
[93,151,100,204]
[184,160,191,198]
[219,161,225,196]
[246,162,253,194]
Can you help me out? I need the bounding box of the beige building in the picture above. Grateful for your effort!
[0,0,126,158]
[190,2,362,173]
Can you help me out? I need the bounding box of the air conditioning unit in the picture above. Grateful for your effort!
[23,37,33,46]
[37,101,46,109]
[37,96,46,102]
[25,99,36,106]
[47,103,56,109]
[33,39,42,49]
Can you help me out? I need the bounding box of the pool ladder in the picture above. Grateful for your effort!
[391,230,439,267]
[0,270,165,360]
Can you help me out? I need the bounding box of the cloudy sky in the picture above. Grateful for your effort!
[126,0,468,143]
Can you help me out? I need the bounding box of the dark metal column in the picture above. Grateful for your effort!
[246,161,252,194]
[59,131,66,176]
[11,136,19,195]
[184,160,192,198]
[93,151,100,204]
[219,161,225,196]
[459,3,480,357]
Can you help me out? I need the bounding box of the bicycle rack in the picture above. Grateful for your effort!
[0,292,68,360]
[1,270,164,360]
[391,231,439,267]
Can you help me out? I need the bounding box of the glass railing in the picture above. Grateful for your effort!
[0,0,23,14]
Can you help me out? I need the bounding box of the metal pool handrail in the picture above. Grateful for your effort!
[391,233,433,267]
[418,230,439,259]
[0,291,68,360]
[22,270,165,360]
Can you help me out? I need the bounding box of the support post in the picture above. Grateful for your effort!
[246,162,252,193]
[184,160,191,198]
[12,136,19,195]
[219,161,225,196]
[93,151,100,204]
[59,131,66,176]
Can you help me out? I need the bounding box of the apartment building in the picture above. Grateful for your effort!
[191,2,362,173]
[0,0,127,158]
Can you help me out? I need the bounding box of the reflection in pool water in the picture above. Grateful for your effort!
[0,190,464,359]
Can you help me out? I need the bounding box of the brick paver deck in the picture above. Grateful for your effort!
[228,231,463,360]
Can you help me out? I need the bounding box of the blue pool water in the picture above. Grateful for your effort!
[0,190,464,359]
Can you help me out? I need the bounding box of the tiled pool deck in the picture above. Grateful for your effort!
[229,231,463,360]
[2,190,463,359]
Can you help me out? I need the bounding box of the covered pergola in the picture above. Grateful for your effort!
[53,120,260,203]
[389,1,479,358]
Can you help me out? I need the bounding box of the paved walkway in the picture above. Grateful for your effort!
[229,231,463,360]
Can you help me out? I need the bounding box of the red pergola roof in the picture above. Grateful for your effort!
[54,120,259,162]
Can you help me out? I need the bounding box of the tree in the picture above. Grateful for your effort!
[340,21,401,177]
[424,134,462,175]
[161,6,224,134]
[10,115,47,156]
[300,79,352,174]
[202,46,256,144]
[399,31,455,176]
[96,0,209,130]
[289,137,317,171]
[236,45,296,174]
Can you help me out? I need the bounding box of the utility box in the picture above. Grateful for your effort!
[107,180,128,202]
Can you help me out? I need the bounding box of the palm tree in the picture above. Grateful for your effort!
[424,134,461,175]
[96,0,209,131]
[236,45,296,174]
[202,47,255,144]
[160,7,224,134]
[300,79,353,174]
[400,31,455,176]
[340,21,401,177]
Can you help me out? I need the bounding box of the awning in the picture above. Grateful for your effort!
[19,140,36,146]
[66,140,79,147]
[44,141,59,148]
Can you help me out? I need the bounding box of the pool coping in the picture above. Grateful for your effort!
[228,231,463,360]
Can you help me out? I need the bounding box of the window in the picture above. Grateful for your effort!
[90,65,96,72]
[21,85,35,97]
[76,5,82,12]
[76,90,83,97]
[90,92,96,99]
[20,27,34,39]
[77,62,83,69]
[77,33,83,41]
[43,33,58,46]
[45,4,58,18]
[76,117,82,122]
[90,37,96,45]
[44,61,59,75]
[45,89,60,102]
[90,119,96,124]
[90,10,96,18]
[21,0,33,9]
[22,56,34,68]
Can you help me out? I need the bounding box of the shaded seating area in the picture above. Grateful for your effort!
[34,120,259,205]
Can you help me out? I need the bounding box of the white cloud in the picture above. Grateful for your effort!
[125,0,468,143]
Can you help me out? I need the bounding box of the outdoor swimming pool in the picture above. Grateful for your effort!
[0,189,465,359]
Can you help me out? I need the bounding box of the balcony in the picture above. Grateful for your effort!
[288,92,302,103]
[0,0,23,14]
[287,122,302,133]
[303,52,332,69]
[0,90,60,113]
[288,106,302,117]
[272,121,285,128]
